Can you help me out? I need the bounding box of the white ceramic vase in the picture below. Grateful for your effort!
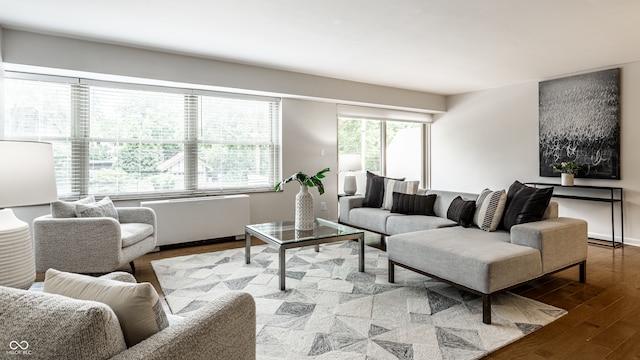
[295,185,314,230]
[561,173,574,186]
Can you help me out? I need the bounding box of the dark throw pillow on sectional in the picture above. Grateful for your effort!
[447,196,476,228]
[391,192,437,216]
[502,180,554,231]
[362,171,405,208]
[362,171,386,208]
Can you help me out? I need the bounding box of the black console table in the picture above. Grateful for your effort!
[525,183,624,248]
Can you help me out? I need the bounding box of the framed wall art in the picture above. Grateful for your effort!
[539,68,620,179]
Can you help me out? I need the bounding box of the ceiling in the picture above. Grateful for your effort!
[0,0,639,95]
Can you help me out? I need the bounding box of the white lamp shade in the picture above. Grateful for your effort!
[0,141,58,208]
[339,154,362,172]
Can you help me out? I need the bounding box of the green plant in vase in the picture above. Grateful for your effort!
[274,168,330,194]
[550,161,581,175]
[550,161,580,186]
[275,168,330,230]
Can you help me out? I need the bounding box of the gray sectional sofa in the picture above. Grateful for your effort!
[339,188,588,324]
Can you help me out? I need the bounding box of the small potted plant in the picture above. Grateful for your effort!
[275,168,330,230]
[550,161,580,186]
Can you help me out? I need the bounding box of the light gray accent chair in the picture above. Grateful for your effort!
[33,207,157,274]
[0,272,257,360]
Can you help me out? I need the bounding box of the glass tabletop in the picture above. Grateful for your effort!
[246,218,363,244]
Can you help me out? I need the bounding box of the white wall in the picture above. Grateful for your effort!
[432,62,640,245]
[1,29,445,113]
[251,99,339,223]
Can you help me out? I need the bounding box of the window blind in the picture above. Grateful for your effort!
[3,73,282,199]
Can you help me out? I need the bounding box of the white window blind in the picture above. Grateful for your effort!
[85,85,186,195]
[197,93,280,191]
[3,73,282,199]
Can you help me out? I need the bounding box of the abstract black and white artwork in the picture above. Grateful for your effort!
[539,68,620,179]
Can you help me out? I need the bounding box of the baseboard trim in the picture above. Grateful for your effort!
[588,231,639,247]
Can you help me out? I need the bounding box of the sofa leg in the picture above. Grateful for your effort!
[388,260,395,283]
[130,261,136,273]
[579,261,586,283]
[482,294,491,324]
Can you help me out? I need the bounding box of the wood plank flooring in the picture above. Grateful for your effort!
[44,239,640,359]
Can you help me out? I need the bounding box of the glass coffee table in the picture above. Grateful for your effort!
[245,218,365,290]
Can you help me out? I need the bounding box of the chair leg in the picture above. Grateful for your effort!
[388,260,395,283]
[130,261,136,273]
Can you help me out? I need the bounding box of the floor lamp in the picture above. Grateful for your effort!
[339,154,362,196]
[0,141,58,289]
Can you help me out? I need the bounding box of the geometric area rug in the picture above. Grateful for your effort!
[151,241,566,360]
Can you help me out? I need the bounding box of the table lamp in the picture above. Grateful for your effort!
[339,154,362,196]
[0,140,58,289]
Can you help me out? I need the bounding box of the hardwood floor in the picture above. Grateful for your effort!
[61,239,640,359]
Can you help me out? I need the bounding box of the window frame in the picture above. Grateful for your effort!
[337,116,429,189]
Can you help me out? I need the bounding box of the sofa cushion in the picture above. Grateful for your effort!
[387,227,542,294]
[120,223,155,248]
[502,181,554,231]
[51,195,95,218]
[391,192,436,216]
[0,285,126,360]
[386,214,457,235]
[473,188,507,232]
[44,269,169,347]
[447,196,476,227]
[348,207,401,234]
[75,196,119,221]
[381,180,419,210]
[362,171,404,208]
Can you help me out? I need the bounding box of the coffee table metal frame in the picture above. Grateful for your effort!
[245,218,365,290]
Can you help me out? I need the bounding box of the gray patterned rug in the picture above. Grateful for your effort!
[151,241,565,360]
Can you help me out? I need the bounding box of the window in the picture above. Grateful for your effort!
[3,73,281,199]
[385,121,423,181]
[338,116,428,193]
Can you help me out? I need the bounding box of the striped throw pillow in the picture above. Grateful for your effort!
[381,179,419,210]
[473,188,507,231]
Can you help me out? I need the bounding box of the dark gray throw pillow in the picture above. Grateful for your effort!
[447,196,476,227]
[362,171,405,208]
[502,181,554,231]
[391,192,437,216]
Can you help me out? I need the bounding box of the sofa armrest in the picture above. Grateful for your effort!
[117,207,156,226]
[33,215,123,273]
[111,292,256,360]
[339,195,364,224]
[510,217,588,274]
[543,201,559,219]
